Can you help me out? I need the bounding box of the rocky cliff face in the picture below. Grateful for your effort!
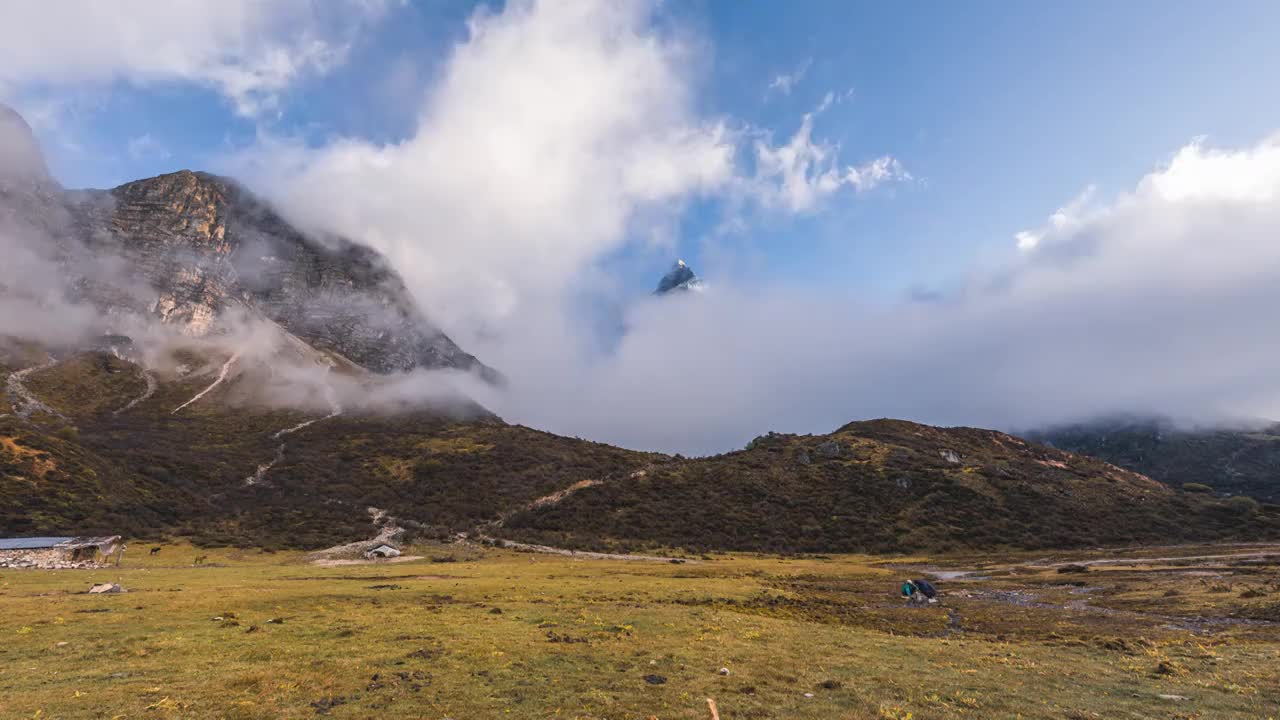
[0,104,494,379]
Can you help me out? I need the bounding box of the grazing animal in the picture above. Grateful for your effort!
[149,547,161,556]
[194,555,207,565]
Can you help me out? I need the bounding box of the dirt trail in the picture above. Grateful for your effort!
[4,357,65,420]
[247,384,342,486]
[114,368,157,415]
[475,536,692,563]
[1028,547,1280,569]
[472,467,688,562]
[172,353,240,414]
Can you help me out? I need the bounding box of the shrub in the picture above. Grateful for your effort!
[1226,495,1261,514]
[1181,482,1214,494]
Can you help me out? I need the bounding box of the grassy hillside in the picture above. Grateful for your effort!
[1032,417,1280,501]
[503,420,1280,554]
[4,350,1278,553]
[1,350,657,548]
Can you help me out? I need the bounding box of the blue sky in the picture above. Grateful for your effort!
[14,1,1280,303]
[7,0,1280,451]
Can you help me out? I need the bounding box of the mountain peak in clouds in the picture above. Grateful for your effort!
[654,259,704,295]
[0,102,52,188]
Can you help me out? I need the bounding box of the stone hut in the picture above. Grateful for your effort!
[0,536,123,568]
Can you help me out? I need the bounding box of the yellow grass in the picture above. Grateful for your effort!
[1,543,1277,719]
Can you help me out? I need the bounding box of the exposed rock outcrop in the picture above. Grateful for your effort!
[0,103,496,380]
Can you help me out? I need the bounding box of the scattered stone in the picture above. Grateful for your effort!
[939,449,963,464]
[55,641,68,647]
[803,692,815,698]
[1157,694,1189,701]
[266,617,285,624]
[87,582,124,594]
[644,674,667,685]
[489,607,503,614]
[718,667,731,676]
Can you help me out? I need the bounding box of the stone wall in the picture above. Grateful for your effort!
[0,548,100,569]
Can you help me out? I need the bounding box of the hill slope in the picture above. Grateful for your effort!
[0,348,652,547]
[4,350,1277,552]
[1031,416,1280,502]
[503,420,1280,553]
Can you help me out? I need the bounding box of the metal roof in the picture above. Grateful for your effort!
[0,537,74,550]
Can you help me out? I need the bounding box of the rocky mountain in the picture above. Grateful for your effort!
[1030,416,1280,502]
[653,259,703,294]
[0,103,494,380]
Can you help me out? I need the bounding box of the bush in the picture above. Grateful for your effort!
[1181,482,1214,494]
[1226,495,1261,514]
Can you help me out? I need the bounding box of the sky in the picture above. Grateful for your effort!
[3,1,1280,454]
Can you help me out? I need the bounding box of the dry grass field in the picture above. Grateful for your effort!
[2,542,1278,719]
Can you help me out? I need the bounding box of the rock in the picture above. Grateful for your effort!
[795,450,811,466]
[940,449,962,464]
[813,440,846,459]
[87,582,123,594]
[55,641,68,647]
[643,674,667,685]
[803,692,814,698]
[1157,694,1189,701]
[718,667,731,676]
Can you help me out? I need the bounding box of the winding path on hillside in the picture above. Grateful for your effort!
[246,384,342,487]
[113,368,157,415]
[3,357,66,420]
[172,352,240,414]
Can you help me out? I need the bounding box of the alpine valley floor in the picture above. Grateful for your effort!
[2,542,1278,719]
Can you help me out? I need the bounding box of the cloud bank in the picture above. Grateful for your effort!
[218,0,1280,455]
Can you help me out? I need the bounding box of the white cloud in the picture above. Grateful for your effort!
[126,133,170,161]
[767,58,812,97]
[0,0,392,116]
[233,0,739,336]
[750,103,907,213]
[493,131,1280,454]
